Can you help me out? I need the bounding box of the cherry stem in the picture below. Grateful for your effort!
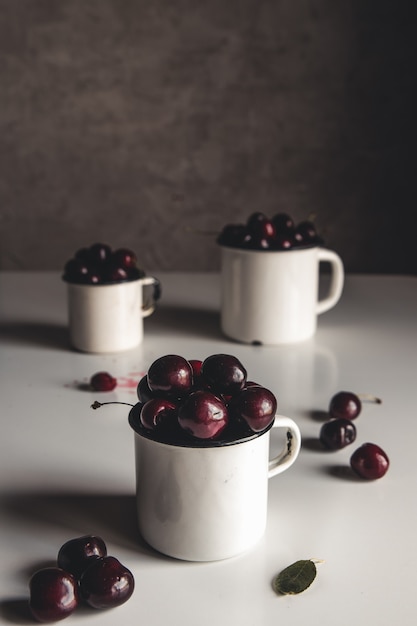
[91,401,135,410]
[357,394,382,404]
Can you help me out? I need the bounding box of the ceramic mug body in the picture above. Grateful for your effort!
[220,245,344,344]
[67,276,159,353]
[130,414,301,562]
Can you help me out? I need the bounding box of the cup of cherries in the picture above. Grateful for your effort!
[121,353,302,561]
[217,212,344,345]
[62,243,161,353]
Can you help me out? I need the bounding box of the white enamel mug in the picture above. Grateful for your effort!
[67,276,160,353]
[129,411,301,562]
[220,245,344,344]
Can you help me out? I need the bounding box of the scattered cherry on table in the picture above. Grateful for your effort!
[350,443,390,479]
[90,372,117,392]
[29,567,79,623]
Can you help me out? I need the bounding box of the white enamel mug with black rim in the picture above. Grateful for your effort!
[66,275,160,353]
[129,408,301,562]
[220,244,344,345]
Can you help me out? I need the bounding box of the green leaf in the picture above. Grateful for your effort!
[273,559,318,595]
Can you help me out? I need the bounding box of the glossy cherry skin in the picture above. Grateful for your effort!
[350,443,390,479]
[147,355,193,397]
[79,556,134,609]
[229,386,277,433]
[201,354,247,396]
[189,359,203,378]
[272,233,295,250]
[329,391,361,420]
[88,243,112,265]
[63,258,101,284]
[178,390,229,439]
[57,535,107,579]
[107,266,129,282]
[63,243,145,285]
[188,359,209,390]
[112,248,137,269]
[140,397,178,430]
[271,212,295,232]
[90,372,117,392]
[217,213,323,251]
[294,220,318,245]
[137,375,155,403]
[319,418,357,450]
[246,212,276,242]
[29,567,79,622]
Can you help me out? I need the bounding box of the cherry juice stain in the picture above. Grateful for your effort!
[116,372,146,393]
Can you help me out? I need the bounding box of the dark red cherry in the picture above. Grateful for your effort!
[229,386,277,432]
[273,233,295,250]
[79,556,134,609]
[74,247,92,263]
[201,354,247,396]
[189,359,203,379]
[63,258,98,284]
[137,375,155,403]
[246,212,276,241]
[112,248,137,269]
[90,372,117,392]
[88,272,101,284]
[64,257,86,278]
[57,535,107,579]
[178,390,229,439]
[329,391,361,420]
[217,224,250,248]
[106,266,129,282]
[271,212,295,232]
[88,243,112,264]
[294,220,318,245]
[249,236,274,249]
[189,359,206,389]
[350,443,390,479]
[319,418,357,450]
[140,397,178,430]
[147,355,193,397]
[29,567,79,622]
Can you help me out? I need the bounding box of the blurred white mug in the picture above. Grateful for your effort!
[67,276,160,353]
[220,245,344,344]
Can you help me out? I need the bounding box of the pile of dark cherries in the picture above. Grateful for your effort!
[217,212,323,251]
[29,535,134,622]
[62,242,145,285]
[130,353,278,446]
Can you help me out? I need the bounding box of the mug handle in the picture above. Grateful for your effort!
[140,276,161,318]
[268,415,302,478]
[316,248,344,315]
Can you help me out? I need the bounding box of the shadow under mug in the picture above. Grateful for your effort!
[129,410,301,562]
[220,245,344,344]
[67,276,160,353]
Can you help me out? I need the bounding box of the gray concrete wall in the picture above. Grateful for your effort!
[0,1,415,273]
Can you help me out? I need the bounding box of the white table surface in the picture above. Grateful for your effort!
[0,271,416,625]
